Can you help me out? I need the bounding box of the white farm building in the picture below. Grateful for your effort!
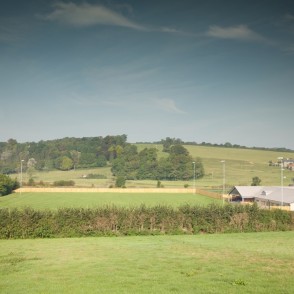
[229,186,294,211]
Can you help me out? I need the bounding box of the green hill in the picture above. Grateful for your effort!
[136,144,294,187]
[7,142,294,190]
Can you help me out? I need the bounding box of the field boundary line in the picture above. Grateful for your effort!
[16,187,194,193]
[15,187,222,199]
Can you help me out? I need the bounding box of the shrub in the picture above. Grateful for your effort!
[115,176,126,188]
[28,178,35,186]
[53,180,75,187]
[82,174,107,179]
[0,174,19,196]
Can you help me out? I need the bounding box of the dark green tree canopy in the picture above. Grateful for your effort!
[112,144,204,181]
[0,135,128,173]
[251,176,262,186]
[0,174,19,196]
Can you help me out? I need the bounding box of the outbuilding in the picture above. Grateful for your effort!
[228,186,294,211]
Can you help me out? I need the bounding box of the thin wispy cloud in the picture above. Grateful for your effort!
[39,2,197,37]
[40,2,146,31]
[159,27,195,37]
[155,98,186,114]
[207,25,266,42]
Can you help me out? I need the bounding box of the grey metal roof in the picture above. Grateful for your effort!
[230,186,294,204]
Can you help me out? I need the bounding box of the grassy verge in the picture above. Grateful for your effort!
[0,232,293,293]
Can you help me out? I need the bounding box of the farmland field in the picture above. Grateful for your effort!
[0,232,293,293]
[138,144,294,187]
[0,192,220,210]
[13,144,294,189]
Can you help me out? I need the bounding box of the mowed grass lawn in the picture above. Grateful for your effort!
[1,232,294,293]
[0,192,220,210]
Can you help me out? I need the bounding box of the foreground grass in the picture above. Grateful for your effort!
[0,192,220,210]
[0,232,293,293]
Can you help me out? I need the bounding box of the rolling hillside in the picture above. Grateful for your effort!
[13,144,293,190]
[136,144,294,188]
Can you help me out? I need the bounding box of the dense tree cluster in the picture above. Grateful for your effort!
[0,135,128,174]
[111,144,204,181]
[0,135,204,182]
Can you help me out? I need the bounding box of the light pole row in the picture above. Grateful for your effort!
[221,160,225,204]
[278,157,284,207]
[20,159,24,187]
[192,161,196,195]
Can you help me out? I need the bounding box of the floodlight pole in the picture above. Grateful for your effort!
[192,161,196,195]
[281,160,284,207]
[278,157,284,207]
[221,160,225,204]
[20,159,24,188]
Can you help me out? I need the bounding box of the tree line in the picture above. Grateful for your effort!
[146,137,294,153]
[0,135,128,174]
[0,135,204,183]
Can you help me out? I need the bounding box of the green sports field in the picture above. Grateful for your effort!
[0,192,220,210]
[0,232,293,293]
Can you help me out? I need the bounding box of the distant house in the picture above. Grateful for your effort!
[281,158,294,168]
[286,163,294,171]
[229,186,294,211]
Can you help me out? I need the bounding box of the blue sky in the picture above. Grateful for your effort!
[0,0,294,149]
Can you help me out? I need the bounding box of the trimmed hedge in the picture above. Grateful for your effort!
[0,204,293,239]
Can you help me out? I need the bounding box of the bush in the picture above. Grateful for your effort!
[53,180,75,187]
[28,178,35,186]
[82,174,107,179]
[115,176,126,188]
[0,174,19,196]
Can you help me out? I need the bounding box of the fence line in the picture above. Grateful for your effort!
[15,187,222,199]
[16,187,196,194]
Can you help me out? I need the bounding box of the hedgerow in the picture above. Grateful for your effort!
[0,204,293,239]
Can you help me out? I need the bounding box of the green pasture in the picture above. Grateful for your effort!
[13,144,294,189]
[0,192,220,210]
[1,232,293,293]
[17,167,114,187]
[138,144,294,187]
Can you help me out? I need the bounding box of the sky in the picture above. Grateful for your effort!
[0,0,294,149]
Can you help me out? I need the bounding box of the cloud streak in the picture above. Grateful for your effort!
[40,2,196,36]
[41,1,271,46]
[155,98,186,114]
[40,2,145,30]
[207,25,266,42]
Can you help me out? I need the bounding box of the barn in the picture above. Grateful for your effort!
[228,186,294,211]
